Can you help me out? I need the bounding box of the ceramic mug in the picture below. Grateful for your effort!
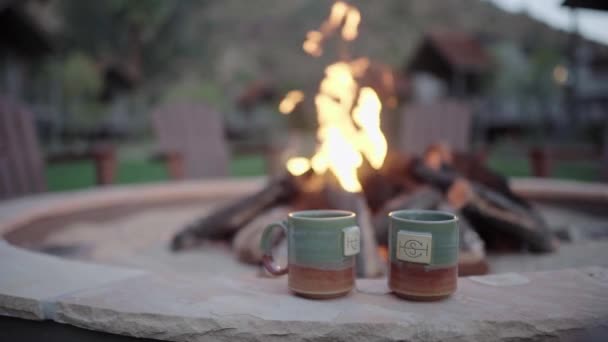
[388,209,459,301]
[260,210,360,299]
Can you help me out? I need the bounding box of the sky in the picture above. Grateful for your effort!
[489,0,608,45]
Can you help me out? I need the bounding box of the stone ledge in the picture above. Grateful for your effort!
[0,178,266,236]
[54,268,608,341]
[0,240,145,320]
[1,178,608,341]
[1,239,607,341]
[510,177,608,203]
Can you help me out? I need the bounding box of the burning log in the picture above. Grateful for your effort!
[169,142,553,278]
[412,160,556,253]
[425,143,529,208]
[454,180,556,252]
[170,174,301,251]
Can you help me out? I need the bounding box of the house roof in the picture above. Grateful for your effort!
[426,30,491,72]
[563,0,608,11]
[0,2,52,58]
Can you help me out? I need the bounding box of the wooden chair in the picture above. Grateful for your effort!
[0,96,46,200]
[152,102,230,179]
[398,100,472,154]
[0,96,117,200]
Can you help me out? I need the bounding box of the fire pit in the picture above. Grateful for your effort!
[2,1,608,340]
[1,178,608,341]
[167,1,559,279]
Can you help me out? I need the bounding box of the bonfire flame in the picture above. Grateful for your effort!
[302,1,361,57]
[278,90,304,114]
[282,1,386,193]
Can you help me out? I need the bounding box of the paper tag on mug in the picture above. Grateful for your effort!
[343,226,360,256]
[397,231,432,264]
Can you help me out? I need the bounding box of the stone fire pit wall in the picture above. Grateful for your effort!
[1,179,608,341]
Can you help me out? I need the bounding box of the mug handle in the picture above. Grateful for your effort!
[260,221,288,276]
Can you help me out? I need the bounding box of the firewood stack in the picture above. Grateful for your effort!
[170,143,557,277]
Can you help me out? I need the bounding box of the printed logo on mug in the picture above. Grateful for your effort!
[397,231,432,264]
[343,226,360,256]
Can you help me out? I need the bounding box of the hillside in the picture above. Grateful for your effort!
[176,0,586,95]
[48,0,603,109]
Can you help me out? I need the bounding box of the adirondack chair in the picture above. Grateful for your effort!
[0,97,46,200]
[152,102,230,179]
[398,100,472,154]
[0,96,117,200]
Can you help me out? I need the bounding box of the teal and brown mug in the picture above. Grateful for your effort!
[388,209,459,301]
[261,210,360,299]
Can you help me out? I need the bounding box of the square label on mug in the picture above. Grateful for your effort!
[397,231,432,264]
[343,226,360,256]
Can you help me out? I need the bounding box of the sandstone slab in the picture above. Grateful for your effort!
[53,267,608,341]
[0,240,145,320]
[1,178,608,341]
[0,178,265,236]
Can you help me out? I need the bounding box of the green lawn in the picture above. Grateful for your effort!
[229,154,267,177]
[46,153,600,192]
[552,160,600,181]
[46,160,96,191]
[487,156,600,182]
[46,155,267,192]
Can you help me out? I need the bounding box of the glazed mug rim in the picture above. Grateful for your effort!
[389,209,458,225]
[288,209,355,222]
